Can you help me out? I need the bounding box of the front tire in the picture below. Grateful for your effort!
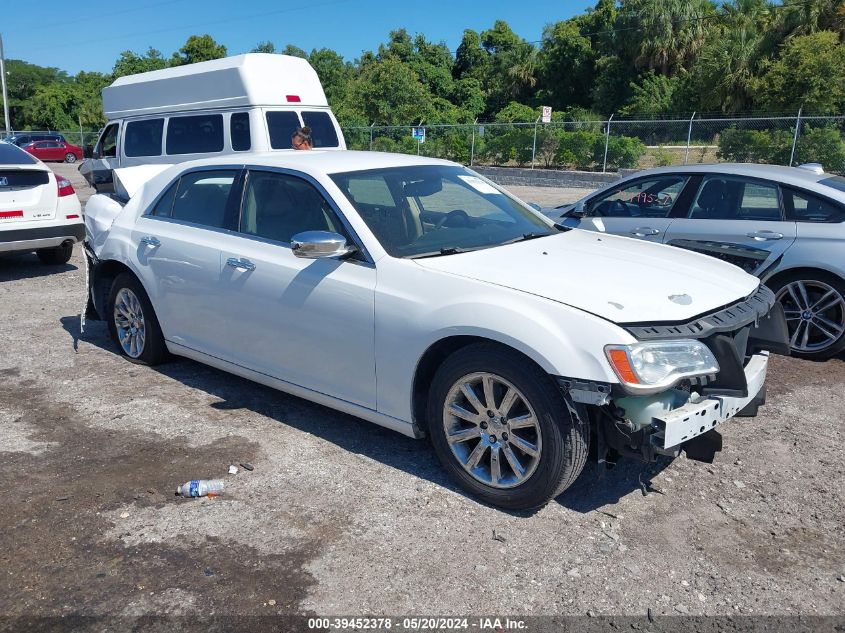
[107,272,167,365]
[427,343,588,511]
[769,271,845,360]
[36,244,73,265]
[64,153,77,163]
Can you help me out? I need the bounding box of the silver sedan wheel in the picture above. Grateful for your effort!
[113,288,146,358]
[442,372,542,489]
[776,280,845,353]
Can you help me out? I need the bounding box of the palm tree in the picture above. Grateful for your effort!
[503,44,539,99]
[623,0,715,74]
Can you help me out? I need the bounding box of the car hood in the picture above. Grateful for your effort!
[413,230,760,324]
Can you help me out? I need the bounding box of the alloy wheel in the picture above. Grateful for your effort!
[113,288,146,358]
[776,279,845,353]
[442,372,542,489]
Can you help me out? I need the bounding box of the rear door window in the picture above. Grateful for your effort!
[230,112,251,151]
[170,170,239,229]
[125,119,164,157]
[301,111,339,148]
[149,181,179,217]
[688,176,782,221]
[266,111,301,149]
[784,188,845,223]
[240,170,341,243]
[166,114,224,155]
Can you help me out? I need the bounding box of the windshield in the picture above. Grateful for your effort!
[330,165,555,257]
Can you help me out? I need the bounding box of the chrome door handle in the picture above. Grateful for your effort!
[140,236,161,247]
[632,227,660,237]
[746,231,784,241]
[226,257,256,271]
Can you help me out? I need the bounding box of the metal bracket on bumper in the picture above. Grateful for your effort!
[651,352,769,449]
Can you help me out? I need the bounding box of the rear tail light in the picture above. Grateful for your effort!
[57,176,75,197]
[286,95,301,102]
[0,210,24,219]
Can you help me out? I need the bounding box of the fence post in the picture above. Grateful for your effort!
[602,113,614,173]
[470,118,478,167]
[369,122,375,151]
[531,115,540,169]
[789,106,803,166]
[684,111,696,165]
[78,115,84,150]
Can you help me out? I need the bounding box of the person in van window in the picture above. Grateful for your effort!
[292,127,313,150]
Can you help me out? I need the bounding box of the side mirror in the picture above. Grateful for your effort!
[291,230,356,259]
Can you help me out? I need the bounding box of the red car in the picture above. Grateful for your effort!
[22,140,83,163]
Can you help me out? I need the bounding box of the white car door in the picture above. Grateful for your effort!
[216,169,377,409]
[131,168,242,355]
[575,175,690,242]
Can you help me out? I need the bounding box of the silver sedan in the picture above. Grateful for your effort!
[551,163,845,360]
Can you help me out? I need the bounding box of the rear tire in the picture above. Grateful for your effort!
[427,342,588,511]
[36,244,73,265]
[107,272,167,365]
[768,271,845,360]
[64,153,77,163]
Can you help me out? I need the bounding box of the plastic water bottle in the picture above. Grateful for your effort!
[176,479,224,498]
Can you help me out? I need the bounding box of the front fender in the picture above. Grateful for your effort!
[374,259,634,423]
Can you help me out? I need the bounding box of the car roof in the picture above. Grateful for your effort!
[627,163,830,186]
[610,163,845,200]
[169,150,458,177]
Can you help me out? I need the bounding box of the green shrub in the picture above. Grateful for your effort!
[558,130,601,169]
[653,145,673,167]
[601,135,647,169]
[717,128,792,164]
[794,126,845,172]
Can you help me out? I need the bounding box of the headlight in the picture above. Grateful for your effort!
[605,340,719,394]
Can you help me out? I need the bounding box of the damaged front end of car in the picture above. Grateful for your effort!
[559,285,790,466]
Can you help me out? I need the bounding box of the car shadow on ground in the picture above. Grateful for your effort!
[0,253,77,281]
[62,315,708,516]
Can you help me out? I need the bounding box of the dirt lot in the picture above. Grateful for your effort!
[1,164,844,631]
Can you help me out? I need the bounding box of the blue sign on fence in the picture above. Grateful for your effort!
[412,127,425,143]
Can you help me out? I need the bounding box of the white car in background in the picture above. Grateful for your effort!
[84,151,788,510]
[0,141,83,265]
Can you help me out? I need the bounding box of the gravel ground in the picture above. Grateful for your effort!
[1,164,844,631]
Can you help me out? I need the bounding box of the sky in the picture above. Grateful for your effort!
[2,0,595,75]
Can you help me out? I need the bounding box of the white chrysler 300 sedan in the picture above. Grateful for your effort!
[84,151,788,510]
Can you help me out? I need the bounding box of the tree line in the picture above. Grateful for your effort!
[4,0,845,134]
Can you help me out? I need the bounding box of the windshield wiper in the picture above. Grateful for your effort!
[411,246,465,259]
[500,232,554,246]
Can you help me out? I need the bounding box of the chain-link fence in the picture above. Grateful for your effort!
[7,113,843,173]
[344,112,845,174]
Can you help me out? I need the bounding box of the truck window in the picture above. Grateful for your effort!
[301,111,339,148]
[266,111,301,149]
[125,119,164,157]
[166,114,224,155]
[230,112,251,151]
[96,124,119,158]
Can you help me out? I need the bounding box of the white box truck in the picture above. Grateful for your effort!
[80,53,346,192]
